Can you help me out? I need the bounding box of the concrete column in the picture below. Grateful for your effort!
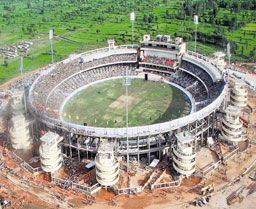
[158,137,161,160]
[78,137,80,162]
[211,111,216,136]
[137,137,140,165]
[207,115,210,138]
[148,137,150,163]
[69,134,72,158]
[39,132,63,173]
[95,140,119,187]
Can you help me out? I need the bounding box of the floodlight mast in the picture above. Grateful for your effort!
[227,43,231,80]
[123,67,131,172]
[126,70,129,172]
[227,43,231,66]
[49,29,54,64]
[20,56,27,114]
[130,12,135,44]
[20,56,23,75]
[194,15,198,54]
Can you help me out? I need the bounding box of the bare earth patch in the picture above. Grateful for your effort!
[109,95,135,109]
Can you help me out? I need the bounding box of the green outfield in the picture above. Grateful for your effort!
[62,78,190,128]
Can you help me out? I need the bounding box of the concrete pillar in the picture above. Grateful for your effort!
[95,140,119,187]
[9,115,31,150]
[148,137,150,163]
[137,137,139,165]
[39,131,63,173]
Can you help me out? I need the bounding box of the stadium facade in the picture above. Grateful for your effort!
[24,34,229,171]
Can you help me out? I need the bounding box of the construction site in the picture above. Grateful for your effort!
[0,37,256,209]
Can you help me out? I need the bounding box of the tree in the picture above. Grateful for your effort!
[148,14,154,23]
[231,16,237,28]
[250,49,255,59]
[27,26,32,34]
[209,16,214,24]
[3,59,8,67]
[166,9,169,18]
[155,16,158,22]
[223,14,229,26]
[213,7,218,18]
[143,14,147,23]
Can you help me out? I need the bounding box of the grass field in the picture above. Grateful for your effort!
[62,78,190,127]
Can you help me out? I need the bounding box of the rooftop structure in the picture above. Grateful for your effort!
[140,34,186,53]
[139,34,186,70]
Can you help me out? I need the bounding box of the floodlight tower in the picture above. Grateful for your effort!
[130,12,135,44]
[49,29,54,64]
[20,56,23,75]
[227,43,231,81]
[227,43,231,66]
[194,15,198,54]
[123,67,131,172]
[19,56,27,114]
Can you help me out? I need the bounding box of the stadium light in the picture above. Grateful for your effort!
[123,67,131,172]
[20,56,23,75]
[49,29,54,64]
[19,56,28,114]
[227,43,231,65]
[194,15,198,55]
[226,42,231,82]
[130,12,135,44]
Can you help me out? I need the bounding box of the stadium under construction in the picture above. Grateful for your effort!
[0,34,256,204]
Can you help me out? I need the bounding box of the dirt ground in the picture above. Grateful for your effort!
[196,147,218,170]
[1,64,256,209]
[109,95,135,109]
